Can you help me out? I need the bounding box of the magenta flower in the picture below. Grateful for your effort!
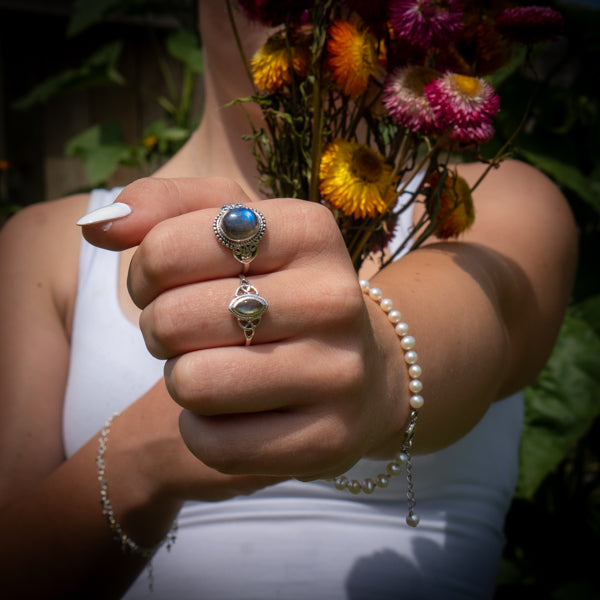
[389,0,464,48]
[236,0,313,27]
[496,6,564,44]
[425,73,500,144]
[383,66,440,135]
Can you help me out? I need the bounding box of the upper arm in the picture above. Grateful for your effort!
[374,160,579,450]
[455,160,578,394]
[0,195,89,501]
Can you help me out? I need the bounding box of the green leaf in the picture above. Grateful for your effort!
[517,149,600,214]
[166,30,203,74]
[517,297,600,499]
[13,42,124,110]
[67,0,125,36]
[570,295,600,338]
[65,121,132,186]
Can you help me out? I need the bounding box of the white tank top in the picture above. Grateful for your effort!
[64,188,523,599]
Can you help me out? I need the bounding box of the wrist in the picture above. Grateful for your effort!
[328,279,423,527]
[97,413,182,553]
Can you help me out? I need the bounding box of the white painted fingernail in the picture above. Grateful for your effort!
[76,202,132,226]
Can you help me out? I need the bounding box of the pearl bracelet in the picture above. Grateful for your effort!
[96,413,178,559]
[329,279,423,527]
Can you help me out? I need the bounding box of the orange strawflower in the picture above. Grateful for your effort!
[426,171,475,239]
[327,18,383,98]
[252,32,311,93]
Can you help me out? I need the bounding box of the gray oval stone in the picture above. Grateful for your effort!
[229,294,268,319]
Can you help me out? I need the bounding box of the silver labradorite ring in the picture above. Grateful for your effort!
[229,275,268,345]
[213,203,267,271]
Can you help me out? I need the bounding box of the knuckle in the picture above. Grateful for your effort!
[137,223,176,283]
[301,201,342,247]
[166,353,218,413]
[309,276,366,334]
[141,292,188,359]
[331,349,367,397]
[166,354,200,409]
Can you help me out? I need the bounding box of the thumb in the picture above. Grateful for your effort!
[77,177,251,251]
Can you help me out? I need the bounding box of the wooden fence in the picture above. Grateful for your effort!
[0,3,202,208]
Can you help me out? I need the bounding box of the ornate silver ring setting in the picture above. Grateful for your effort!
[213,203,266,271]
[229,276,268,345]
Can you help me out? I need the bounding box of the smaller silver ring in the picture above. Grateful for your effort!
[229,276,268,345]
[213,203,266,270]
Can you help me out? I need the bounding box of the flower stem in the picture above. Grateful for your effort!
[226,0,256,93]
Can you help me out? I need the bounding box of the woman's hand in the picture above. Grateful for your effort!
[83,176,408,480]
[108,378,287,508]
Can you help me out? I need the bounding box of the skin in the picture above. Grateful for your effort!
[0,2,578,598]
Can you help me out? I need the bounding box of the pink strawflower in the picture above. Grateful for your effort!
[383,66,440,134]
[236,0,313,26]
[389,0,464,48]
[425,73,499,144]
[448,121,495,145]
[496,6,564,44]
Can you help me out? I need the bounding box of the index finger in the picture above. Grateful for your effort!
[78,177,250,251]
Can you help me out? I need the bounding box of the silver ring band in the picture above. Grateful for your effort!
[229,276,268,345]
[213,203,266,271]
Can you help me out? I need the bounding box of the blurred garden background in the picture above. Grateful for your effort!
[0,1,598,597]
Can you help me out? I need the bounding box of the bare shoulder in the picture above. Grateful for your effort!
[1,193,91,241]
[456,159,576,245]
[458,159,568,208]
[1,193,91,249]
[0,193,91,330]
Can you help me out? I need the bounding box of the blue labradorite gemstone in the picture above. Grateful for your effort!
[222,208,259,242]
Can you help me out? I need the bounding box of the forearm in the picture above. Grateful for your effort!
[369,244,511,454]
[371,236,573,454]
[0,421,180,598]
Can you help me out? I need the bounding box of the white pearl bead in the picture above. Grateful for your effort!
[408,364,422,378]
[369,287,383,301]
[379,298,394,313]
[395,322,409,336]
[359,279,370,292]
[334,476,349,490]
[388,309,402,324]
[376,475,390,488]
[410,394,424,409]
[409,379,423,393]
[400,335,416,350]
[406,513,420,527]
[404,350,418,364]
[348,480,362,494]
[361,479,376,494]
[387,462,402,476]
[396,452,409,465]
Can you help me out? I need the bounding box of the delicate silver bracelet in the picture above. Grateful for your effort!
[329,279,423,527]
[96,413,178,558]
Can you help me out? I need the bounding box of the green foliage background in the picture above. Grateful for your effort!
[488,2,600,597]
[3,1,599,597]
